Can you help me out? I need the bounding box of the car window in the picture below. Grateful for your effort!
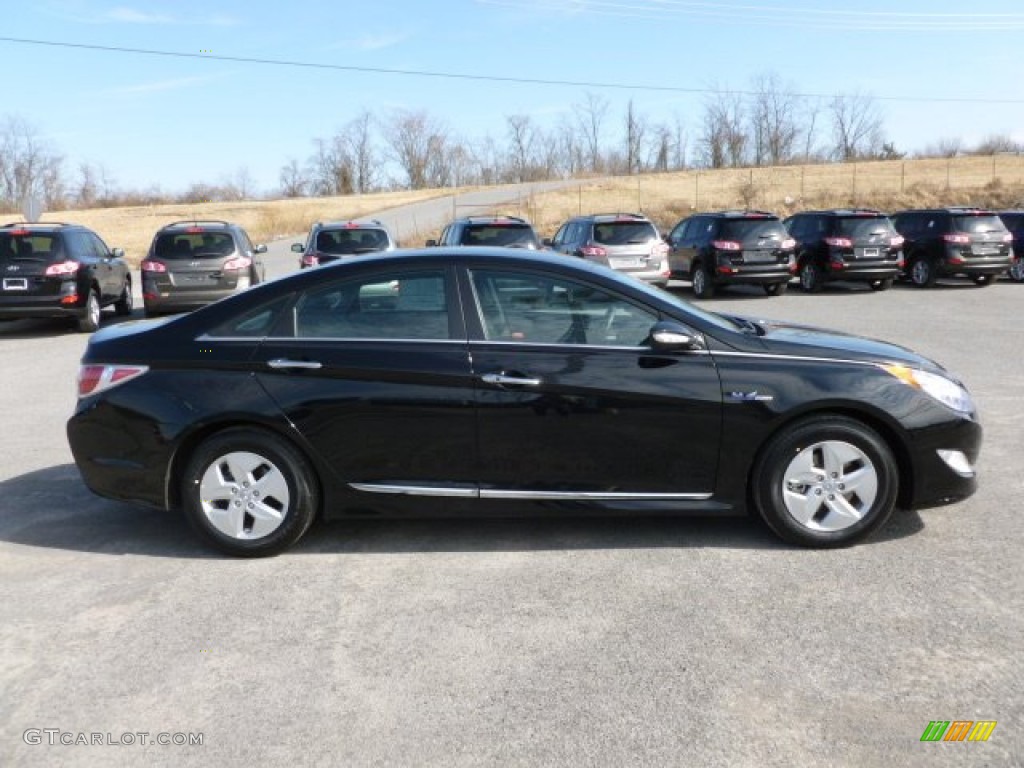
[669,220,689,243]
[952,215,1007,235]
[837,217,896,238]
[207,295,293,338]
[462,224,538,248]
[0,231,67,262]
[294,270,451,340]
[591,221,658,246]
[469,269,658,347]
[719,219,787,243]
[155,232,234,258]
[87,232,110,259]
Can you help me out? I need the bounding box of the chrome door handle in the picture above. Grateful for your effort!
[480,373,541,387]
[267,358,323,370]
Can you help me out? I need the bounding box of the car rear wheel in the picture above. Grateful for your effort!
[910,256,937,287]
[77,288,101,333]
[869,278,894,291]
[115,276,133,316]
[751,415,898,548]
[799,261,823,293]
[1009,259,1024,282]
[763,282,788,296]
[182,428,319,557]
[973,274,995,286]
[692,263,715,299]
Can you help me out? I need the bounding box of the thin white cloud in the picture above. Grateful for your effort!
[324,31,411,52]
[105,7,174,23]
[98,72,227,96]
[90,5,240,26]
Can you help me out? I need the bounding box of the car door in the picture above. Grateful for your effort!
[84,232,117,301]
[254,264,478,494]
[666,218,692,276]
[462,265,722,497]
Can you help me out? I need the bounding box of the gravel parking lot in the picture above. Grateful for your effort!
[0,240,1020,767]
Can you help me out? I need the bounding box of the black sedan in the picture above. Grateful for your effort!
[67,248,981,556]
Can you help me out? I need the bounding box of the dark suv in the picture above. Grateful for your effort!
[545,212,670,287]
[0,221,132,332]
[997,210,1024,282]
[891,207,1013,287]
[666,210,795,298]
[141,220,267,316]
[293,218,397,268]
[784,209,904,292]
[429,215,541,250]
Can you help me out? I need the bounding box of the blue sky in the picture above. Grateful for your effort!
[4,0,1024,195]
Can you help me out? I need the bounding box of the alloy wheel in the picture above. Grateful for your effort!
[781,440,878,533]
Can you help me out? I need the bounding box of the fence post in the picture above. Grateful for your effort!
[900,162,905,194]
[694,171,700,209]
[578,184,582,215]
[852,163,857,202]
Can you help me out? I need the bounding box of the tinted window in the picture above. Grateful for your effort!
[470,270,658,347]
[294,270,450,340]
[592,221,658,246]
[87,232,110,258]
[208,295,293,338]
[999,214,1024,236]
[0,231,67,263]
[316,228,389,254]
[836,217,896,238]
[155,232,235,258]
[952,215,1008,235]
[462,224,538,248]
[719,219,787,243]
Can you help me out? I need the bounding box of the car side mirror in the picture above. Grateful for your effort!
[111,247,125,258]
[254,244,268,254]
[649,321,703,352]
[542,238,554,246]
[425,239,437,247]
[291,243,304,253]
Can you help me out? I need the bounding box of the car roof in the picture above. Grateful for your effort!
[577,212,651,222]
[157,220,235,232]
[799,208,886,217]
[457,215,531,225]
[0,221,83,230]
[317,219,389,229]
[706,209,779,219]
[894,207,996,215]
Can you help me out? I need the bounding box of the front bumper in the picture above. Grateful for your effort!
[905,415,982,509]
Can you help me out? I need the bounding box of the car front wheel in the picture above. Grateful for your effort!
[1009,259,1024,282]
[182,428,319,557]
[115,276,133,316]
[751,416,898,548]
[799,261,823,293]
[910,256,937,287]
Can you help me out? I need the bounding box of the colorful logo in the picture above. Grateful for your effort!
[920,720,997,742]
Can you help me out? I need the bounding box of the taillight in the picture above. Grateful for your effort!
[1002,233,1013,243]
[141,260,167,273]
[712,240,741,251]
[77,364,149,398]
[824,237,853,248]
[890,235,905,247]
[44,260,81,276]
[781,238,796,249]
[651,241,669,257]
[301,254,319,267]
[943,233,970,245]
[223,256,252,271]
[580,245,607,258]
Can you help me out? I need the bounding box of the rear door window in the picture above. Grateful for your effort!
[463,224,538,248]
[591,221,658,246]
[0,231,65,263]
[952,215,1008,235]
[155,231,234,258]
[720,218,787,244]
[837,217,896,239]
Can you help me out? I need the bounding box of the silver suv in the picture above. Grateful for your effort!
[545,212,670,287]
[292,219,397,268]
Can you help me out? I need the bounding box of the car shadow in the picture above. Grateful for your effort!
[0,464,925,559]
[0,308,146,339]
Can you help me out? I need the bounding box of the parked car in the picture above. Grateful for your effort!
[141,220,267,316]
[783,209,904,292]
[545,212,670,287]
[996,210,1024,282]
[666,210,795,298]
[68,247,980,556]
[427,215,541,250]
[890,207,1013,287]
[0,221,132,332]
[293,219,397,268]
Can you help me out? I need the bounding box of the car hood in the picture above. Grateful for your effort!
[724,314,947,373]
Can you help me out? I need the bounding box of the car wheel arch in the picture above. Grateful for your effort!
[165,419,325,515]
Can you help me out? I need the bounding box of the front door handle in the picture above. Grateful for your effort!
[267,358,323,370]
[480,372,541,387]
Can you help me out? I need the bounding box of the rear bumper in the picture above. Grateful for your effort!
[715,267,793,285]
[0,297,85,319]
[142,289,234,311]
[827,263,902,280]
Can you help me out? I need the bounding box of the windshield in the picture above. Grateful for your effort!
[592,221,657,245]
[155,232,235,259]
[720,219,786,244]
[0,232,66,262]
[952,215,1008,235]
[837,217,895,238]
[463,225,538,248]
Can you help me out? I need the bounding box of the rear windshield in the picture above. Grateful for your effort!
[719,219,787,243]
[592,221,658,245]
[952,215,1007,235]
[155,232,235,258]
[837,217,896,238]
[462,224,538,248]
[316,228,390,254]
[0,232,66,262]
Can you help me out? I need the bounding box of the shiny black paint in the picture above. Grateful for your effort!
[67,248,980,527]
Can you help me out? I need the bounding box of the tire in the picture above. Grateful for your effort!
[973,274,995,286]
[909,256,937,287]
[799,261,823,293]
[1009,259,1024,283]
[181,427,319,557]
[692,262,715,299]
[114,276,133,316]
[763,282,788,296]
[869,278,894,291]
[77,288,101,333]
[751,415,898,548]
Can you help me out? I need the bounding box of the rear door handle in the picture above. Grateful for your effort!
[480,373,541,387]
[267,358,323,370]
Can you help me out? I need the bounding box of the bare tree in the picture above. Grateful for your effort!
[918,137,963,158]
[799,97,825,162]
[383,109,450,189]
[0,116,64,212]
[342,111,377,193]
[699,88,746,168]
[971,133,1023,155]
[830,90,885,161]
[574,92,609,173]
[279,158,307,197]
[307,136,353,196]
[76,162,99,208]
[671,112,688,170]
[749,72,801,166]
[506,114,538,182]
[624,99,648,175]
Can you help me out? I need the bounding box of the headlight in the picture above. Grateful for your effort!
[881,364,974,415]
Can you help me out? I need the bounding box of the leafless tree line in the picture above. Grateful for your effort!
[2,73,1023,211]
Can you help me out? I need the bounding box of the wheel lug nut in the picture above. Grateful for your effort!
[234,500,241,507]
[828,494,835,500]
[815,489,823,496]
[243,481,250,488]
[831,472,838,478]
[838,484,845,491]
[253,491,260,497]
